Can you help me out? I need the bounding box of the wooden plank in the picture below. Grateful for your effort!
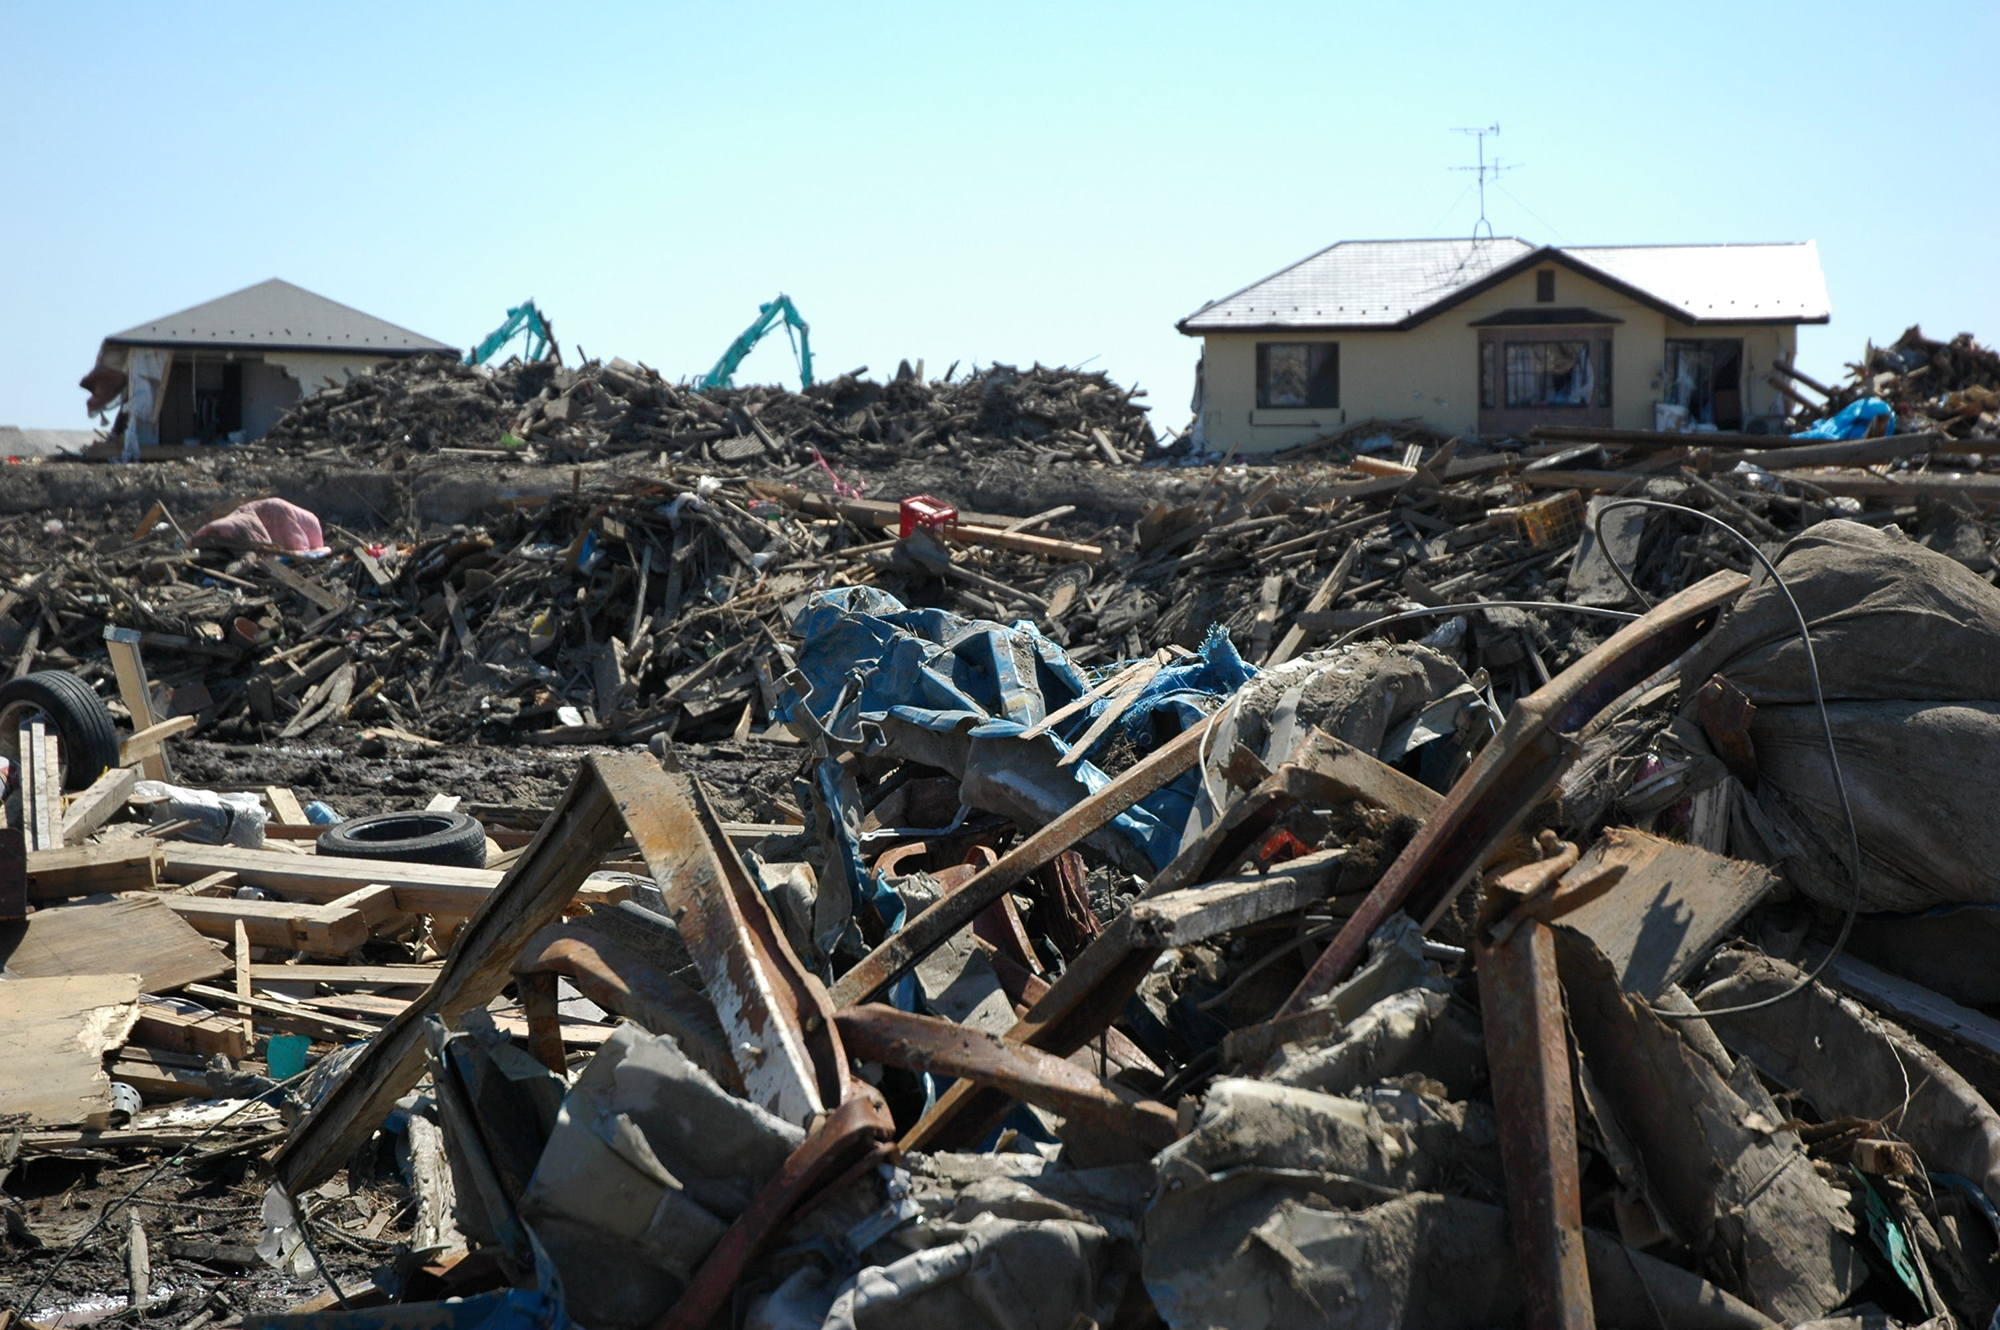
[1127,851,1345,947]
[264,786,309,826]
[104,628,169,780]
[0,893,227,993]
[248,962,441,988]
[129,1005,250,1059]
[1556,828,1777,997]
[0,974,142,1126]
[1268,541,1359,667]
[232,920,255,1046]
[61,765,139,846]
[182,982,380,1040]
[27,841,163,900]
[21,718,58,851]
[161,894,368,955]
[297,993,614,1046]
[119,715,197,766]
[257,556,348,613]
[110,1048,212,1102]
[159,843,625,916]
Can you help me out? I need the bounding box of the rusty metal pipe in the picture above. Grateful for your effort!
[836,1004,1180,1152]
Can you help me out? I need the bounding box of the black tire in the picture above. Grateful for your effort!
[317,810,489,869]
[0,670,120,791]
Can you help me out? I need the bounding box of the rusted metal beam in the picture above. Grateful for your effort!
[1277,570,1747,1016]
[627,765,848,1125]
[836,1004,1180,1152]
[831,715,1214,1009]
[1478,915,1594,1330]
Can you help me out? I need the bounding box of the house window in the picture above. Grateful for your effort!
[1256,342,1339,409]
[1480,342,1496,409]
[1503,340,1611,409]
[1536,270,1556,303]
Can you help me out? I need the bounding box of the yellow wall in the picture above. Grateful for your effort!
[1195,264,1800,452]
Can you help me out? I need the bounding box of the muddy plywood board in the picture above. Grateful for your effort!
[0,973,142,1126]
[1556,828,1776,997]
[0,893,228,993]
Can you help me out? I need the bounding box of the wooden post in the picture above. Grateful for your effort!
[104,627,169,780]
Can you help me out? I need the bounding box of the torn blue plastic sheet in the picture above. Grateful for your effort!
[783,588,1254,872]
[1791,396,1894,441]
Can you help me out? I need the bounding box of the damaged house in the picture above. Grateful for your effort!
[1180,238,1831,453]
[78,278,455,453]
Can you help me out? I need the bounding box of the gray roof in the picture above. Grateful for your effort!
[104,278,454,355]
[1179,238,1829,333]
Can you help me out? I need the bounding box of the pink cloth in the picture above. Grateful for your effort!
[193,498,326,553]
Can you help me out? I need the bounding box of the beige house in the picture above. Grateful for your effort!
[80,279,454,451]
[1178,238,1831,454]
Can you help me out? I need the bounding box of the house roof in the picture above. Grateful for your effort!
[103,279,454,356]
[1177,238,1830,334]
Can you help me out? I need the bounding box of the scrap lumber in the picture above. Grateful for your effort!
[25,840,163,900]
[272,753,660,1192]
[158,843,624,915]
[163,893,372,955]
[129,1004,251,1059]
[0,974,142,1127]
[1,892,226,992]
[60,765,138,845]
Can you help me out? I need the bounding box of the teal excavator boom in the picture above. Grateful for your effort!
[467,301,557,366]
[702,294,812,390]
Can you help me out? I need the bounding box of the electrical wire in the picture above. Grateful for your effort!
[21,1069,317,1315]
[1589,498,1863,1020]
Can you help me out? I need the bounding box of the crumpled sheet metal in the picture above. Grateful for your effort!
[1695,947,2000,1212]
[1680,519,2000,911]
[785,586,1251,871]
[519,1024,805,1330]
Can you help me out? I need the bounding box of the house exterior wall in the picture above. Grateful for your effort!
[1194,264,1801,453]
[241,359,303,440]
[262,351,388,398]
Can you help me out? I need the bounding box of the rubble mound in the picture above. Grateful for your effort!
[256,352,1159,469]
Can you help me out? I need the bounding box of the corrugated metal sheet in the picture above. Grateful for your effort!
[1180,238,1829,333]
[105,278,453,354]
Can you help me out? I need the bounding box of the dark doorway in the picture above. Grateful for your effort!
[1663,339,1744,429]
[155,357,245,445]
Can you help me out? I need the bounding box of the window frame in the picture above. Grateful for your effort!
[1255,341,1340,410]
[1498,338,1611,410]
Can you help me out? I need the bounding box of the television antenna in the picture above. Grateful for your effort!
[1451,124,1518,241]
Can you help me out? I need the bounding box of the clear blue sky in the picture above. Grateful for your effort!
[4,1,1995,431]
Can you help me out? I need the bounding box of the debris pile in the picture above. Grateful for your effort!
[10,371,2000,1328]
[1782,325,2000,441]
[254,353,1159,468]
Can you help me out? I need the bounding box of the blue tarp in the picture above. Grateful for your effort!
[783,587,1255,872]
[1791,396,1894,441]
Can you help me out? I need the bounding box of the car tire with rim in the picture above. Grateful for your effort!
[0,670,120,792]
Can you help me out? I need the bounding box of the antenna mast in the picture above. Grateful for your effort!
[1450,124,1517,241]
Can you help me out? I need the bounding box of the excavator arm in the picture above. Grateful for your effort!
[467,301,557,366]
[702,294,813,390]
